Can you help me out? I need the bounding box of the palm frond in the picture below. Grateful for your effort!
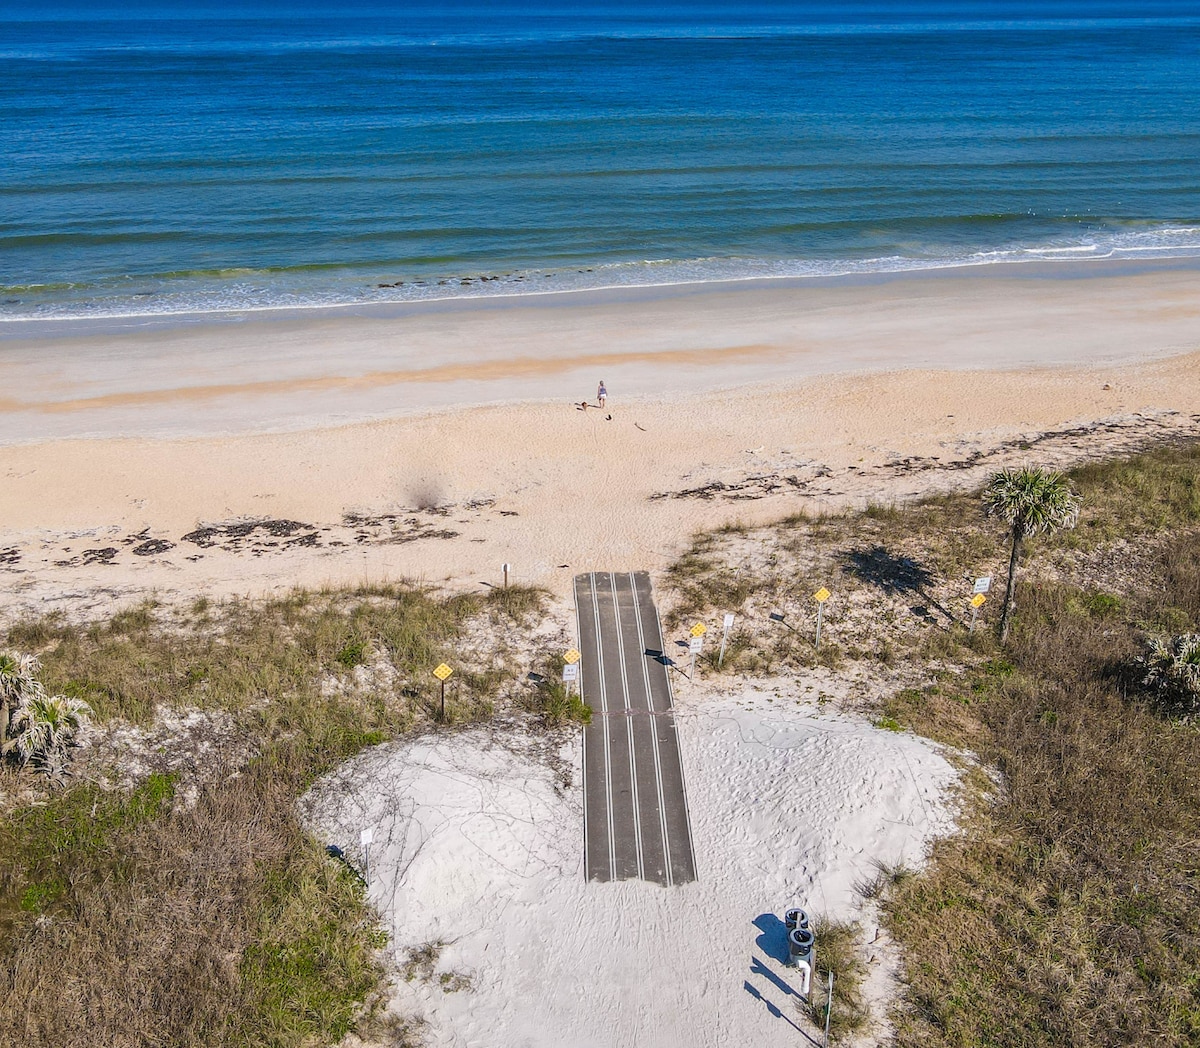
[983,466,1082,538]
[0,650,42,704]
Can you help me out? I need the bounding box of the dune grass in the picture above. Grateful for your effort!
[882,538,1200,1047]
[664,440,1200,1046]
[0,582,548,1048]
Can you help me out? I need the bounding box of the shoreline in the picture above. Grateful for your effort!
[5,253,1200,343]
[3,260,1200,446]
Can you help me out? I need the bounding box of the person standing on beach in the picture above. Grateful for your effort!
[597,380,607,409]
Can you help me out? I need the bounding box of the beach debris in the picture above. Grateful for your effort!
[132,538,175,557]
[182,518,312,549]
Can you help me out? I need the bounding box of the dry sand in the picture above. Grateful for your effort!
[304,679,959,1048]
[2,262,1199,621]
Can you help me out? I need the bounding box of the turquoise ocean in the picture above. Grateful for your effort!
[3,1,1200,323]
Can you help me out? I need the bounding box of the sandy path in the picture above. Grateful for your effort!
[303,682,959,1048]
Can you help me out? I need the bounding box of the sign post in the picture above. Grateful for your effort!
[360,826,374,888]
[562,647,581,693]
[969,593,986,631]
[813,587,831,648]
[433,662,453,720]
[718,612,735,667]
[502,562,511,589]
[688,621,706,679]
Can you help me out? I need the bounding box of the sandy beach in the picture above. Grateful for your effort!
[3,262,1199,621]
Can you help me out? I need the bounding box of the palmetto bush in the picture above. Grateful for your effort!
[0,651,42,759]
[1139,633,1200,718]
[1,651,91,778]
[12,691,92,777]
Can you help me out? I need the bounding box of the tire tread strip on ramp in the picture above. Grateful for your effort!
[575,571,697,886]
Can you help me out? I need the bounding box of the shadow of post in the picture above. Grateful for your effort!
[752,912,790,964]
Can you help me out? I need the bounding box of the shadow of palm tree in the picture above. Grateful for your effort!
[840,545,957,624]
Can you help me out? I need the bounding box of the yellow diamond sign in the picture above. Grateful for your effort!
[814,587,831,603]
[564,648,581,664]
[690,622,707,637]
[971,593,986,608]
[433,663,453,681]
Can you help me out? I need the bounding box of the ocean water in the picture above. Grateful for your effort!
[3,1,1200,322]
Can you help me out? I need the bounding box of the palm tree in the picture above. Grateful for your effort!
[0,651,41,758]
[983,466,1082,645]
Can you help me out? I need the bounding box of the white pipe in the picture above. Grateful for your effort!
[795,959,811,998]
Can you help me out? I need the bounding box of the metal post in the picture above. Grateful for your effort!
[815,602,824,648]
[503,563,509,588]
[440,679,446,721]
[823,970,834,1046]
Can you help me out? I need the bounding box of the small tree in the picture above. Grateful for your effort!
[983,466,1082,645]
[1139,633,1200,718]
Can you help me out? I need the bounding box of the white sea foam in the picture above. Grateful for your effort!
[4,225,1200,326]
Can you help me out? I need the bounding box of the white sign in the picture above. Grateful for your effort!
[562,663,579,682]
[973,576,992,595]
[360,827,374,847]
[689,636,704,654]
[723,613,735,631]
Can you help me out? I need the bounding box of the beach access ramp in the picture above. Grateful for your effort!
[574,571,697,886]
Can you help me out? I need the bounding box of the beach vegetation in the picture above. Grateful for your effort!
[483,582,548,621]
[0,581,540,1048]
[0,650,40,759]
[662,439,1200,1046]
[11,690,91,781]
[982,466,1082,644]
[1137,632,1200,718]
[0,651,91,779]
[525,655,591,726]
[801,916,869,1042]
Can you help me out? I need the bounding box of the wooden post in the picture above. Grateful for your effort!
[815,602,825,648]
[440,679,446,721]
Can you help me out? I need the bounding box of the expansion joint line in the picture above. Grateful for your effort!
[610,572,645,882]
[630,572,673,887]
[650,583,697,880]
[574,580,588,880]
[589,573,616,879]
